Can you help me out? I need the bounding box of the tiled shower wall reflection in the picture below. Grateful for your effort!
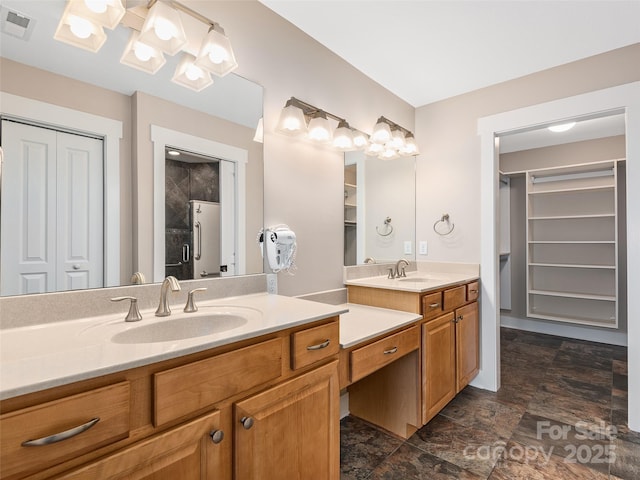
[165,159,219,280]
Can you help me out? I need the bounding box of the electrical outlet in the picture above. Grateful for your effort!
[419,241,428,255]
[266,273,278,294]
[403,241,412,255]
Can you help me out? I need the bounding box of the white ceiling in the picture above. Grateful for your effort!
[260,0,640,108]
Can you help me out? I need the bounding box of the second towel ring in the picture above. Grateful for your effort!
[433,214,455,236]
[376,217,394,237]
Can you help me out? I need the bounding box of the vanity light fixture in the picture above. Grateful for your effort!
[171,53,213,91]
[548,121,576,132]
[120,30,166,73]
[307,111,333,143]
[54,0,238,92]
[195,24,238,77]
[137,0,187,55]
[370,117,392,144]
[276,97,418,159]
[276,99,308,136]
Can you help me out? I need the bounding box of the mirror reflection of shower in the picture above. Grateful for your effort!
[164,147,227,281]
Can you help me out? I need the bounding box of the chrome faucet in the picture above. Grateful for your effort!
[395,259,410,278]
[155,276,181,317]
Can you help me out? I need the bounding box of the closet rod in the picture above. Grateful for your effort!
[531,168,614,184]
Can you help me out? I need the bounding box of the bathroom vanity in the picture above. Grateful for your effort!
[0,293,345,480]
[342,267,479,437]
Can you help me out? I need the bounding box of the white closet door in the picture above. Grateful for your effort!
[0,120,103,295]
[56,131,103,291]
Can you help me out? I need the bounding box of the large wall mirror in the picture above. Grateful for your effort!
[0,0,264,297]
[344,151,416,265]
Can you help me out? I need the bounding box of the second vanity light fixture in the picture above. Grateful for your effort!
[276,97,419,159]
[54,0,238,92]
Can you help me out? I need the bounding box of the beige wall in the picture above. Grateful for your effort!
[415,43,640,264]
[132,91,264,279]
[191,1,415,296]
[0,57,133,285]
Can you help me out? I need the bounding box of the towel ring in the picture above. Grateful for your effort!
[376,217,394,237]
[433,214,455,236]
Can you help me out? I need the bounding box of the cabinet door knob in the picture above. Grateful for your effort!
[240,416,254,430]
[210,429,224,444]
[457,315,463,322]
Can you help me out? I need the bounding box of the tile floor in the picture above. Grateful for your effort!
[340,328,639,479]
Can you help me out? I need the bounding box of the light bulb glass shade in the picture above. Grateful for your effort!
[195,25,238,77]
[333,121,354,151]
[307,113,332,143]
[120,31,166,74]
[400,134,419,156]
[548,121,576,132]
[389,128,406,149]
[138,1,187,55]
[352,130,369,149]
[253,118,264,143]
[371,118,391,144]
[54,6,106,52]
[65,0,125,29]
[276,103,307,136]
[379,147,400,161]
[364,142,384,157]
[171,53,213,91]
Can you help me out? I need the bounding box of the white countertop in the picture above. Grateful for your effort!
[339,303,422,349]
[344,271,478,293]
[0,293,347,400]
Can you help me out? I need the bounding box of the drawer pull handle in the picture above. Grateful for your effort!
[383,347,398,355]
[429,303,440,308]
[21,417,100,447]
[469,289,478,293]
[307,339,331,351]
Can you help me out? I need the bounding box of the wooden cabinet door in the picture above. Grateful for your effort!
[455,302,479,393]
[422,313,456,424]
[55,411,223,479]
[234,361,340,480]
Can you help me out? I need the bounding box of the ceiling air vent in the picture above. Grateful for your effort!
[1,6,35,41]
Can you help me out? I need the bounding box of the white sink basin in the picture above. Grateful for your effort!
[111,314,248,344]
[397,276,433,282]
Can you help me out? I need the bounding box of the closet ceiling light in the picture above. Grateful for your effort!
[53,0,237,93]
[171,53,213,91]
[548,122,576,132]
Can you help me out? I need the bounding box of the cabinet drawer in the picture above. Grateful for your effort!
[154,337,283,427]
[421,291,443,320]
[443,285,466,311]
[350,326,420,383]
[0,381,130,479]
[291,320,340,370]
[467,281,479,302]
